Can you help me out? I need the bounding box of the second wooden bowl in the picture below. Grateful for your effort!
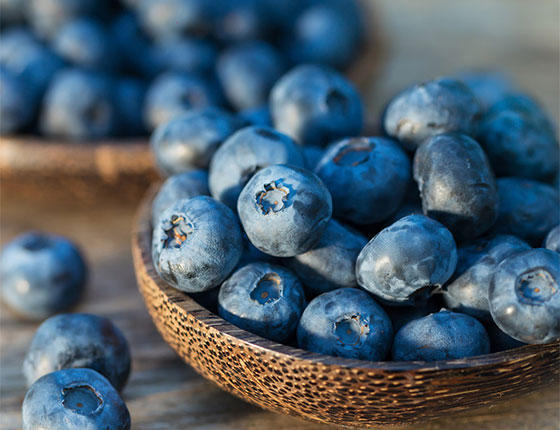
[132,186,560,428]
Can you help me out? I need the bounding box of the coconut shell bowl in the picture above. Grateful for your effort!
[132,185,560,428]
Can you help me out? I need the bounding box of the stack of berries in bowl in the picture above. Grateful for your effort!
[0,0,365,140]
[149,65,559,364]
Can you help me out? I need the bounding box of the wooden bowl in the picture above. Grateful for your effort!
[132,185,560,428]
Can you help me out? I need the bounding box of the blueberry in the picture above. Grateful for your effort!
[297,288,393,360]
[491,177,559,246]
[478,107,559,181]
[285,219,367,297]
[544,225,560,253]
[392,310,490,361]
[356,214,457,305]
[218,262,306,342]
[443,235,531,322]
[150,107,239,176]
[151,169,209,226]
[302,145,324,171]
[217,41,286,111]
[413,133,498,240]
[209,126,305,210]
[485,322,527,352]
[0,68,35,135]
[237,164,332,257]
[23,313,131,391]
[40,68,118,140]
[152,196,243,292]
[213,0,270,42]
[238,105,272,127]
[383,78,482,150]
[26,0,106,40]
[53,19,118,72]
[383,295,443,333]
[153,37,218,76]
[456,70,512,111]
[0,232,87,320]
[315,137,411,224]
[144,72,223,130]
[270,64,363,147]
[489,249,559,344]
[288,0,363,69]
[486,93,556,133]
[236,231,278,268]
[114,78,147,137]
[22,368,130,430]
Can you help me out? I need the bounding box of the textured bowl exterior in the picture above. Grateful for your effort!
[132,186,560,428]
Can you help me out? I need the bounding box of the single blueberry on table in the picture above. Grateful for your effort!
[52,18,118,72]
[0,68,35,135]
[40,68,118,140]
[150,107,239,176]
[218,262,306,342]
[491,177,559,246]
[456,70,512,111]
[238,105,272,128]
[383,77,482,150]
[270,64,363,147]
[392,310,490,361]
[209,126,305,210]
[297,288,393,360]
[22,368,130,430]
[489,249,559,344]
[285,219,367,297]
[413,133,498,241]
[153,37,218,76]
[443,235,531,322]
[237,164,332,257]
[315,136,411,225]
[151,169,209,226]
[152,196,243,292]
[0,232,87,320]
[114,78,147,137]
[544,225,560,253]
[356,214,457,305]
[144,72,223,130]
[23,313,131,391]
[217,41,286,111]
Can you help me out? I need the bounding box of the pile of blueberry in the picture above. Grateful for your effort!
[150,64,560,363]
[0,0,364,139]
[0,232,132,429]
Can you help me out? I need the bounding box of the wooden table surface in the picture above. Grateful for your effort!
[1,0,559,429]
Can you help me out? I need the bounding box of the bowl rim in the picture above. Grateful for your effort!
[134,184,559,372]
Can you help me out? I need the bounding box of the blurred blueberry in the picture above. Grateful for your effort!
[0,68,35,134]
[302,145,323,170]
[144,72,223,130]
[217,40,286,111]
[0,232,87,320]
[53,19,118,72]
[218,262,306,342]
[413,133,498,241]
[315,137,411,224]
[150,107,239,175]
[40,68,118,140]
[26,0,106,40]
[213,0,270,42]
[137,0,218,40]
[297,288,393,360]
[285,219,367,297]
[392,310,490,361]
[154,37,218,76]
[22,368,130,430]
[383,295,443,333]
[485,322,527,352]
[151,169,209,225]
[0,0,25,27]
[152,196,243,292]
[0,28,64,100]
[489,249,559,344]
[491,177,559,246]
[261,0,302,34]
[209,126,305,210]
[383,77,482,150]
[23,313,131,391]
[486,93,556,134]
[237,164,332,257]
[356,214,457,305]
[456,70,513,111]
[287,0,363,69]
[270,64,363,147]
[443,235,531,322]
[544,225,560,253]
[238,105,271,127]
[114,78,147,137]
